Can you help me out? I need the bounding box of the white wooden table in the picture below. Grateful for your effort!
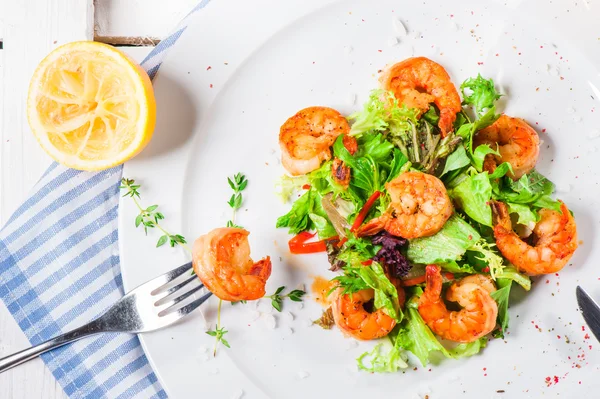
[0,1,196,397]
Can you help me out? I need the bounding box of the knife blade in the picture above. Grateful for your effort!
[576,286,600,343]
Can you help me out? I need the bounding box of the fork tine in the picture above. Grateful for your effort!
[153,274,199,299]
[149,262,193,294]
[159,291,212,318]
[157,282,205,309]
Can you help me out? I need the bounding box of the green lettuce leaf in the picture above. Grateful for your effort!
[441,145,470,177]
[450,172,493,226]
[460,74,502,115]
[358,133,394,163]
[448,337,488,359]
[274,174,309,203]
[276,188,335,238]
[357,342,408,373]
[490,278,511,338]
[395,300,449,366]
[386,148,409,183]
[422,105,440,126]
[506,202,538,225]
[276,190,314,234]
[358,262,403,322]
[407,215,481,264]
[456,107,500,154]
[492,170,561,212]
[347,90,419,137]
[496,266,531,291]
[440,260,476,274]
[471,144,498,172]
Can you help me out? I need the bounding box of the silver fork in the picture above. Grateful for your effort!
[0,261,211,373]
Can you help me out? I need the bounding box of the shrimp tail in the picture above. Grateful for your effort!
[356,215,387,237]
[424,264,443,298]
[249,256,272,280]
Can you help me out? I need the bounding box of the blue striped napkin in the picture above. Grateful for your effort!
[0,1,210,397]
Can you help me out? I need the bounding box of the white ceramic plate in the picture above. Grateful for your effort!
[119,0,600,397]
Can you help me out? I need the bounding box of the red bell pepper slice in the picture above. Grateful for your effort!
[289,231,328,254]
[350,191,381,232]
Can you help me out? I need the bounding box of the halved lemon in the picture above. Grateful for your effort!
[27,41,156,171]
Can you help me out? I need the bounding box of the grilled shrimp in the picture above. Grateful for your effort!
[380,57,461,137]
[358,172,453,239]
[192,227,272,301]
[418,265,498,343]
[331,287,405,340]
[492,201,578,275]
[473,115,539,180]
[279,106,350,176]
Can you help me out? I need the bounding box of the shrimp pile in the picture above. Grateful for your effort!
[279,106,350,176]
[193,227,272,302]
[418,265,498,343]
[380,57,462,137]
[474,114,540,179]
[358,171,453,239]
[493,201,578,275]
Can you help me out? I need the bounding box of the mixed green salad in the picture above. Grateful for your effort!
[275,73,562,372]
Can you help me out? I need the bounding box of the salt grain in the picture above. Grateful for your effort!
[198,352,210,362]
[450,22,460,31]
[387,36,399,47]
[412,31,421,40]
[281,327,294,337]
[263,314,277,329]
[347,93,357,106]
[198,346,208,354]
[297,370,310,379]
[588,146,598,153]
[549,65,560,77]
[230,389,244,399]
[344,45,353,55]
[257,298,273,313]
[555,183,571,193]
[247,310,261,322]
[346,340,358,350]
[303,318,313,327]
[566,107,576,114]
[588,129,600,139]
[393,18,408,36]
[208,367,220,375]
[283,311,295,322]
[573,115,583,123]
[296,301,304,310]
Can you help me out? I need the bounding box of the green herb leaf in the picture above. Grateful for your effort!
[495,266,531,291]
[156,235,168,247]
[135,214,143,228]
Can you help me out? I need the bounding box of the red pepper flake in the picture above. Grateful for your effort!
[209,84,213,88]
[468,234,473,240]
[302,184,311,190]
[540,45,544,48]
[518,52,522,55]
[361,18,365,22]
[554,376,559,384]
[483,367,487,371]
[585,334,590,339]
[579,381,582,385]
[378,49,383,53]
[557,335,561,339]
[484,374,487,376]
[495,53,499,56]
[582,326,586,331]
[483,267,490,273]
[312,61,315,64]
[546,279,549,284]
[542,128,547,133]
[589,345,593,350]
[206,66,212,70]
[450,14,454,17]
[477,62,484,65]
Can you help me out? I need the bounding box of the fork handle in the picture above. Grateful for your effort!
[0,319,103,373]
